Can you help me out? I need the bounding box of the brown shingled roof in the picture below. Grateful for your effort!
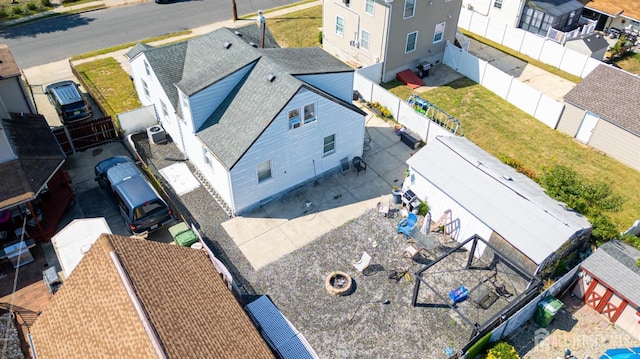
[563,65,640,136]
[0,44,20,79]
[31,234,275,359]
[585,0,640,20]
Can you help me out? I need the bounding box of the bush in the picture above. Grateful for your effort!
[26,1,38,10]
[498,154,538,182]
[0,7,8,18]
[418,201,429,216]
[317,31,322,45]
[40,0,51,6]
[539,165,624,245]
[11,6,24,15]
[486,341,520,359]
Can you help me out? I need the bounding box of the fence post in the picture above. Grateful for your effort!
[396,97,401,122]
[62,125,77,155]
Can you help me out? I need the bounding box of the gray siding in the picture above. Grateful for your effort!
[556,103,584,136]
[589,119,640,172]
[0,78,35,114]
[296,73,354,103]
[190,65,253,131]
[230,88,364,214]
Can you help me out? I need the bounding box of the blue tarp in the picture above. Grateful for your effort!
[599,347,640,359]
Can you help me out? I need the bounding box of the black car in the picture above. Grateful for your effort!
[45,80,93,123]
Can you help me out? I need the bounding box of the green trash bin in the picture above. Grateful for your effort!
[168,222,198,247]
[535,296,564,328]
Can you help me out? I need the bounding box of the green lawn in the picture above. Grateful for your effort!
[613,52,640,76]
[74,58,141,123]
[267,5,322,48]
[387,78,639,231]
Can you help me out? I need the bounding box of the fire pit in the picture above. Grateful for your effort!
[325,271,353,296]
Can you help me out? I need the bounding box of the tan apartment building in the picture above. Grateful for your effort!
[323,0,463,83]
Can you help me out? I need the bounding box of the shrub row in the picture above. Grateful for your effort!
[0,0,51,18]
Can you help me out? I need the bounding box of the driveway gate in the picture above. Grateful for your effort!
[52,117,118,154]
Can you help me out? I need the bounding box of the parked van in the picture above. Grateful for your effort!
[94,156,173,235]
[45,81,93,123]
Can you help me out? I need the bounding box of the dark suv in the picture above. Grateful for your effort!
[95,156,174,235]
[45,80,93,123]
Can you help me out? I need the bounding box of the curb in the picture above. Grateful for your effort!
[0,2,108,28]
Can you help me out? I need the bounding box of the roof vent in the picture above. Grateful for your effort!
[267,73,276,82]
[501,175,513,181]
[234,30,243,36]
[223,41,232,49]
[249,42,258,48]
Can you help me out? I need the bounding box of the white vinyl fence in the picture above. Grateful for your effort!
[458,9,602,79]
[354,70,455,142]
[443,42,564,128]
[489,265,580,342]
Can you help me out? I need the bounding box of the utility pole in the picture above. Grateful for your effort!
[232,0,238,21]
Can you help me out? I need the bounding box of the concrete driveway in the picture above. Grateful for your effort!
[24,59,103,127]
[467,39,577,101]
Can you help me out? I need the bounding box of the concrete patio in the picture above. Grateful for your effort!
[222,114,419,270]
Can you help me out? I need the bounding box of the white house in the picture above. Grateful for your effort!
[127,26,366,215]
[404,136,591,277]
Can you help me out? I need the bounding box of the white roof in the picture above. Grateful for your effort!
[406,136,591,264]
[52,218,112,278]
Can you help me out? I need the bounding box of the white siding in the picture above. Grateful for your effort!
[296,73,354,103]
[191,139,234,207]
[404,169,493,257]
[189,64,254,131]
[130,55,158,108]
[230,88,365,214]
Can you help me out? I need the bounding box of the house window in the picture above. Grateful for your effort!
[144,60,151,76]
[403,0,415,19]
[257,160,272,183]
[323,134,336,156]
[365,0,374,15]
[288,109,301,129]
[303,103,316,124]
[405,31,418,53]
[336,16,344,36]
[404,0,415,19]
[433,22,446,43]
[203,148,215,171]
[160,101,168,119]
[142,79,150,98]
[493,0,502,9]
[360,30,370,50]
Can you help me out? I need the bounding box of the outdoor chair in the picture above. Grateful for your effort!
[397,213,418,238]
[352,156,367,176]
[353,251,372,274]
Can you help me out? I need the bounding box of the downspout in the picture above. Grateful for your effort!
[381,1,393,83]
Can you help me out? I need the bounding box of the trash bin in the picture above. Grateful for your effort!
[535,296,564,328]
[168,222,198,247]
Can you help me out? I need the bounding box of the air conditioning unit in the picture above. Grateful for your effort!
[147,125,167,144]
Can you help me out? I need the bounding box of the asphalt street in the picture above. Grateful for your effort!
[1,0,299,68]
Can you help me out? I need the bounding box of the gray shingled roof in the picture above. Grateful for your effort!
[0,113,65,209]
[564,65,640,136]
[581,240,640,307]
[125,42,154,60]
[137,27,357,170]
[196,57,303,169]
[259,48,354,75]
